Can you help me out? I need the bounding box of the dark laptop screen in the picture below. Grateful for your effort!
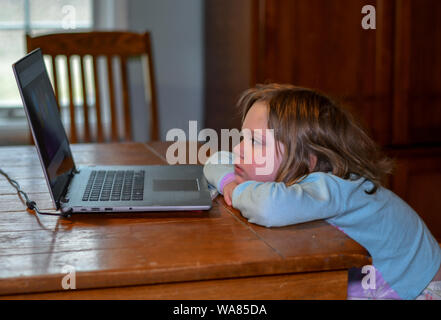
[13,49,75,208]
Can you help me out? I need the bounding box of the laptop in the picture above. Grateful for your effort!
[13,49,212,214]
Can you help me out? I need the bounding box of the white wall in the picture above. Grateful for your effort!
[127,0,204,141]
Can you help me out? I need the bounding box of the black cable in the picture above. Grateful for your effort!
[0,168,71,218]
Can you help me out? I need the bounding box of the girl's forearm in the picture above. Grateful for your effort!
[231,173,340,227]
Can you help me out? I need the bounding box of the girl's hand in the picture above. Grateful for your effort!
[223,181,238,206]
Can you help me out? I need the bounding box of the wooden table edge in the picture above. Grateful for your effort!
[1,269,350,300]
[0,252,370,296]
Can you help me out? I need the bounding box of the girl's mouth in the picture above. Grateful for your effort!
[234,165,244,175]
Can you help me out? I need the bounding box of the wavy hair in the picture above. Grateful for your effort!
[237,83,393,194]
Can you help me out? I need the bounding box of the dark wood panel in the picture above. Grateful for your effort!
[407,0,441,143]
[204,0,441,147]
[204,0,256,134]
[393,0,441,145]
[258,0,394,145]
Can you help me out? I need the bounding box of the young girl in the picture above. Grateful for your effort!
[203,83,441,300]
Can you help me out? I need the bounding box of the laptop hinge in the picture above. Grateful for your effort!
[57,167,80,207]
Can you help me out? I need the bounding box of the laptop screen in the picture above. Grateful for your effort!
[13,49,75,208]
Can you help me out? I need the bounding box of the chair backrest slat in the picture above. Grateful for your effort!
[26,31,159,143]
[106,55,118,142]
[144,33,159,141]
[80,55,91,142]
[65,55,77,143]
[120,56,131,141]
[92,55,104,143]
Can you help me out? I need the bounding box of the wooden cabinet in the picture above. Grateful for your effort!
[204,0,441,239]
[204,0,256,135]
[393,0,441,145]
[255,0,395,146]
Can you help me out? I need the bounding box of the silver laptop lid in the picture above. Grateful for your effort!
[13,49,76,210]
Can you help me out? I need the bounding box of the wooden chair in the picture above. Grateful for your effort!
[26,31,159,143]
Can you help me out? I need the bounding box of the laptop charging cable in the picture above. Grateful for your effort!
[0,168,72,218]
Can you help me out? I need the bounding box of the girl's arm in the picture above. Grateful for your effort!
[231,173,343,227]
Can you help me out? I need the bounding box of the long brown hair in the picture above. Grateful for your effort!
[237,83,393,194]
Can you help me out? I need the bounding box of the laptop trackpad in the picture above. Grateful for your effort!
[153,179,199,192]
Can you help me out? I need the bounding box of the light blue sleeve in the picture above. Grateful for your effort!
[231,172,343,227]
[203,151,235,193]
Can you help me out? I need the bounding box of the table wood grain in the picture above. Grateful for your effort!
[0,142,370,299]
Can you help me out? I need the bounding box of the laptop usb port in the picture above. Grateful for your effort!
[105,208,113,211]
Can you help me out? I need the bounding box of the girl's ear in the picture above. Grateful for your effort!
[309,154,318,171]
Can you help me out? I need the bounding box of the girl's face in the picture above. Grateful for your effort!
[232,101,285,184]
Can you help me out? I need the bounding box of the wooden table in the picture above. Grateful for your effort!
[0,142,370,299]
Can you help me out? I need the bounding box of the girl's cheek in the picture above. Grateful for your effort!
[232,141,245,164]
[241,146,254,165]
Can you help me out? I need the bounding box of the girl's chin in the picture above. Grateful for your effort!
[234,175,246,184]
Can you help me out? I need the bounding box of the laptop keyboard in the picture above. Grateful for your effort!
[82,170,145,202]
